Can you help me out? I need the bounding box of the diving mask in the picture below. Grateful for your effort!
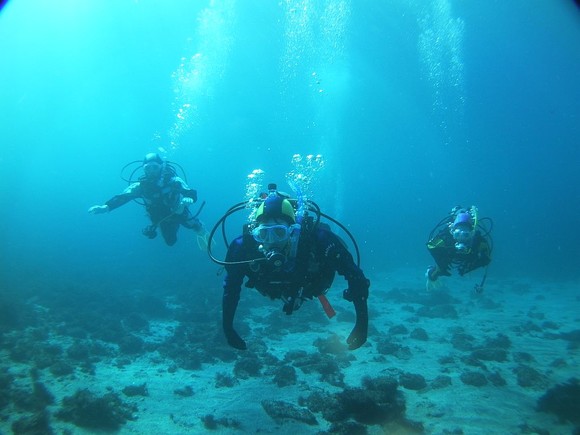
[143,161,162,177]
[451,227,473,244]
[251,224,299,244]
[451,226,474,253]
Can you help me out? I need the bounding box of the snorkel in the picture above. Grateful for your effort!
[469,205,479,229]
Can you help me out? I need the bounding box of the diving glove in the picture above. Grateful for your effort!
[174,197,194,214]
[88,205,109,214]
[225,328,247,350]
[425,266,437,281]
[347,297,368,350]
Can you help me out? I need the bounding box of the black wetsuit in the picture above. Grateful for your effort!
[105,171,200,246]
[222,225,370,350]
[427,229,491,278]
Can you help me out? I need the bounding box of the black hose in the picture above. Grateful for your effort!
[207,197,364,269]
[206,203,267,267]
[319,212,361,268]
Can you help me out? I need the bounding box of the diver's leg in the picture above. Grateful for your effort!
[160,220,179,246]
[182,210,203,232]
[181,211,210,249]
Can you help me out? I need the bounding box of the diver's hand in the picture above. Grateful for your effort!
[347,323,367,350]
[88,205,109,214]
[425,266,437,281]
[347,298,368,350]
[224,328,247,350]
[174,197,194,214]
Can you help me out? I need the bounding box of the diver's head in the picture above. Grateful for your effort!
[450,212,474,252]
[252,195,296,248]
[256,194,296,225]
[143,152,164,179]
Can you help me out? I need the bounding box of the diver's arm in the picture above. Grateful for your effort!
[462,235,492,275]
[476,236,492,267]
[222,286,246,350]
[323,230,370,350]
[104,182,141,211]
[173,177,198,202]
[343,268,370,350]
[222,237,247,350]
[348,298,368,350]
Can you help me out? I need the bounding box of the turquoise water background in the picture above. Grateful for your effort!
[1,0,579,294]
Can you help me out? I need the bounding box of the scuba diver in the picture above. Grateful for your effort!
[208,183,370,351]
[88,152,208,247]
[425,205,493,293]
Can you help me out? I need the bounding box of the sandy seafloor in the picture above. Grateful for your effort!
[1,269,578,435]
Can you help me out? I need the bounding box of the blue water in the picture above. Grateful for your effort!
[1,0,578,292]
[1,0,578,287]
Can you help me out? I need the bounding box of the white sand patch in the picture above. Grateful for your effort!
[1,271,578,434]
